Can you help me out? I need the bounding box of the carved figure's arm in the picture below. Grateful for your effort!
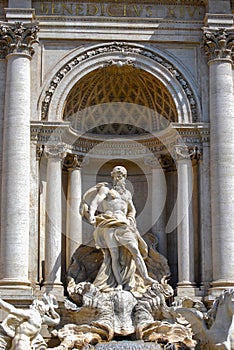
[0,298,29,319]
[127,195,136,226]
[43,313,60,326]
[89,185,109,224]
[42,294,60,326]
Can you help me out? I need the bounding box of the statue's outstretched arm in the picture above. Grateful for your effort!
[43,314,60,326]
[0,298,29,319]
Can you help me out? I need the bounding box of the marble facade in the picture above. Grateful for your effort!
[0,0,233,312]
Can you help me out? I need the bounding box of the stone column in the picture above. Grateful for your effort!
[203,28,234,294]
[65,155,83,267]
[198,143,212,292]
[0,23,38,291]
[43,144,67,295]
[0,49,6,244]
[174,145,195,295]
[145,156,167,256]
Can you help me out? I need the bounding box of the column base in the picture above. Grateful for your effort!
[176,282,197,297]
[41,282,64,301]
[0,278,33,299]
[208,279,234,298]
[0,278,31,288]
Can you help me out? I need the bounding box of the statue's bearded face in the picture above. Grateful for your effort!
[111,166,127,193]
[112,171,126,192]
[113,171,125,183]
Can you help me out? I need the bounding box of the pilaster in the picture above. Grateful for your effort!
[0,22,38,295]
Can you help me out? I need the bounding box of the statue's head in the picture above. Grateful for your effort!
[111,166,127,179]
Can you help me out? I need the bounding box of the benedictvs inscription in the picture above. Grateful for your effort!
[33,1,205,20]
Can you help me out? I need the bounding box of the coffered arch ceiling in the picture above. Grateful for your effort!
[63,65,177,136]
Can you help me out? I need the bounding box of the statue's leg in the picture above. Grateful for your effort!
[126,244,155,285]
[108,247,122,287]
[103,232,122,287]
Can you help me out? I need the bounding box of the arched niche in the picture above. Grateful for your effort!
[38,42,201,125]
[63,65,178,136]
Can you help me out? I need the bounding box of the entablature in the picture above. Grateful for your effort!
[31,121,209,160]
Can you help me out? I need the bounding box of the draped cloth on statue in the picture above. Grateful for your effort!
[93,214,148,291]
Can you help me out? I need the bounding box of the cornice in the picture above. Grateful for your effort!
[31,121,209,159]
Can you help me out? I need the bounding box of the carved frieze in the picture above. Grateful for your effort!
[0,22,39,58]
[202,27,234,61]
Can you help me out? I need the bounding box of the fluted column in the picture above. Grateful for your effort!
[43,144,67,294]
[65,155,83,267]
[0,23,38,290]
[203,28,234,293]
[174,145,195,295]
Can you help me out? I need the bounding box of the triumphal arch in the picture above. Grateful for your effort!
[0,0,234,348]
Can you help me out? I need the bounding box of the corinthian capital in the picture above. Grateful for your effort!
[44,143,68,160]
[173,145,200,161]
[202,27,234,61]
[0,22,39,58]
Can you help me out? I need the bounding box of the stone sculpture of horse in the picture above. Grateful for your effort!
[176,289,234,350]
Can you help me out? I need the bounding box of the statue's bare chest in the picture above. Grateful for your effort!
[102,189,129,211]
